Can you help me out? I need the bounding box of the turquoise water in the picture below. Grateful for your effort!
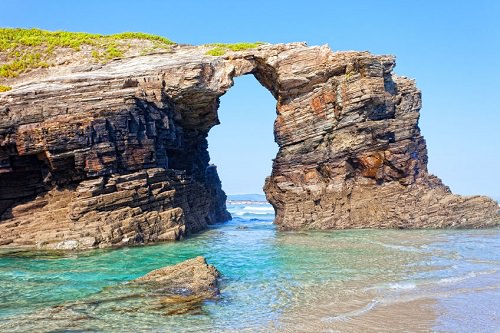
[0,202,499,332]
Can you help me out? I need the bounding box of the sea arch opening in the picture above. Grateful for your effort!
[208,74,278,203]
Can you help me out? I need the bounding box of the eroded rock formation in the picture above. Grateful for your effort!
[133,256,220,299]
[0,43,498,248]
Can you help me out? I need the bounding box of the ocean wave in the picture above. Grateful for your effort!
[321,300,379,323]
[386,282,417,290]
[437,270,497,285]
[242,206,274,212]
[228,205,275,217]
[233,211,274,216]
[367,270,498,294]
[368,241,421,252]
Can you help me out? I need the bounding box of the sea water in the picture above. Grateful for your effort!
[0,200,499,332]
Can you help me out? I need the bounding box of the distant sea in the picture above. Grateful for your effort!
[227,193,267,202]
[0,194,499,332]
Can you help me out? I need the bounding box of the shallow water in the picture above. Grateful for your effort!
[0,202,499,332]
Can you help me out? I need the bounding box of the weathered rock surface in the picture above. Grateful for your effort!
[0,42,498,248]
[133,256,220,299]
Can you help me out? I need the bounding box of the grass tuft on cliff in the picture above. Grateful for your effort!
[0,85,12,92]
[0,28,176,78]
[205,42,265,56]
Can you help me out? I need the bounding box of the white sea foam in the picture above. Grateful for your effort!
[321,300,379,323]
[242,206,274,211]
[363,281,417,293]
[369,241,420,252]
[228,204,275,217]
[367,270,498,295]
[386,282,417,290]
[233,211,273,216]
[438,273,476,285]
[437,270,497,285]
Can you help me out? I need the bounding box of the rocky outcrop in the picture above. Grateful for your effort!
[259,49,500,230]
[0,168,222,249]
[0,42,498,248]
[133,256,220,299]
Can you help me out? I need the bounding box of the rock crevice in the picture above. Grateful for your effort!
[0,43,498,248]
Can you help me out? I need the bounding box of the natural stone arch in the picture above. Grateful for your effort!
[205,46,498,230]
[0,43,498,249]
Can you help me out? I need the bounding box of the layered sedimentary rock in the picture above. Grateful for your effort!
[0,43,498,248]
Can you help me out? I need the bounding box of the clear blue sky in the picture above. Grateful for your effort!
[2,0,499,199]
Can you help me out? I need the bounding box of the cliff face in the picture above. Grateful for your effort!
[0,43,498,249]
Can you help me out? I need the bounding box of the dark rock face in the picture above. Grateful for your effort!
[0,43,498,248]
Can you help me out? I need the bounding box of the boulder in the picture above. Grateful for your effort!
[133,256,220,299]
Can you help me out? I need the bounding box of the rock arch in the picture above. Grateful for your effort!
[0,43,498,249]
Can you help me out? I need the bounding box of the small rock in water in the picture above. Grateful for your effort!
[130,256,221,315]
[133,256,220,298]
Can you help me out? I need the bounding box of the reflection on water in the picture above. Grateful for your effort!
[0,202,498,332]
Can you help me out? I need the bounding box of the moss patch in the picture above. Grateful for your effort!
[205,42,265,56]
[0,28,176,78]
[0,85,12,92]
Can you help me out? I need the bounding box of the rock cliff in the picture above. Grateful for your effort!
[0,42,498,249]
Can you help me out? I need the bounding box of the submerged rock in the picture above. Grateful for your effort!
[0,256,221,332]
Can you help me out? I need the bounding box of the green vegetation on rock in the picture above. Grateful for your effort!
[0,28,266,78]
[0,28,174,51]
[91,43,125,62]
[107,32,174,45]
[0,28,175,78]
[205,42,265,56]
[205,47,227,56]
[0,85,12,92]
[0,52,49,78]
